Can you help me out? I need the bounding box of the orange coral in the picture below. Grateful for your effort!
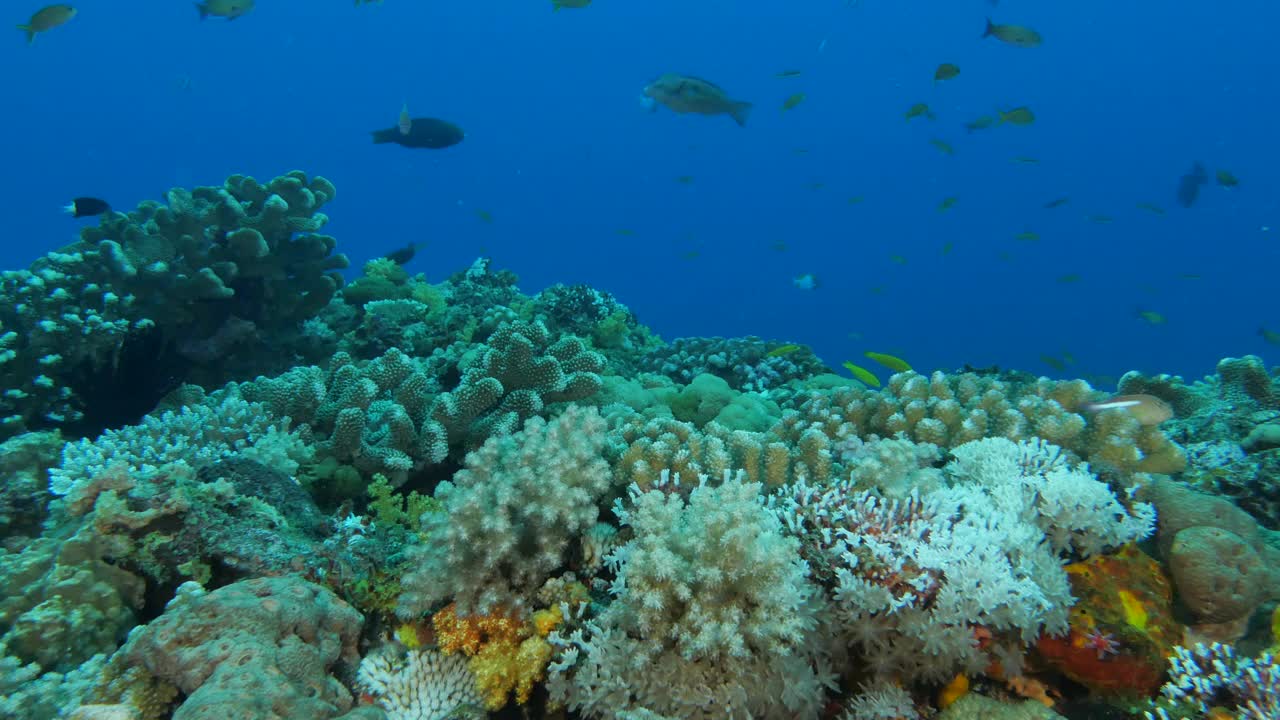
[431,603,523,656]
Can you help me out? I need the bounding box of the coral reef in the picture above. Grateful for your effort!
[0,171,347,441]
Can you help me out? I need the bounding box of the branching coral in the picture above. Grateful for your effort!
[397,405,613,616]
[548,470,833,720]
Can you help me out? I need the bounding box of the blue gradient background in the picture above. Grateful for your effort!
[3,0,1274,384]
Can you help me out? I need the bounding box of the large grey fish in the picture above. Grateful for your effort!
[642,73,752,127]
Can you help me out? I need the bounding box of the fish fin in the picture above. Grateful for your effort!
[982,17,995,38]
[730,101,753,127]
[194,3,208,20]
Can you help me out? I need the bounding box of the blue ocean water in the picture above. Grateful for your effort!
[3,0,1275,384]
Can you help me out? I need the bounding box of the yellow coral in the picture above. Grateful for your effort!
[469,635,554,709]
[938,673,969,709]
[532,608,562,638]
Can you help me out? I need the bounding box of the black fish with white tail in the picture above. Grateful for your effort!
[371,118,465,149]
[63,197,110,218]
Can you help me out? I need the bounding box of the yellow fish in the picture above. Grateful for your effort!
[766,344,801,357]
[1136,310,1166,325]
[843,361,881,387]
[1216,169,1239,187]
[864,351,912,372]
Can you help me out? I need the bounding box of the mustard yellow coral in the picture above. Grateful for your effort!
[431,602,557,710]
[470,635,554,709]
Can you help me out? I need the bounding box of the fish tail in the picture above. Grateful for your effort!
[730,101,753,128]
[194,3,208,20]
[982,17,995,38]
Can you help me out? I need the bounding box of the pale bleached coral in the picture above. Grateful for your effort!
[769,436,1153,684]
[547,470,832,720]
[397,406,614,617]
[356,646,483,720]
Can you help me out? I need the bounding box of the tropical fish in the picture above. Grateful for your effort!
[1136,310,1166,325]
[615,229,635,236]
[982,18,1042,48]
[847,196,865,205]
[195,0,254,20]
[1040,355,1066,372]
[679,251,700,260]
[63,197,109,218]
[475,209,493,223]
[766,344,802,358]
[889,255,908,265]
[1043,196,1070,209]
[1014,231,1040,242]
[1082,394,1173,426]
[371,117,464,149]
[1012,156,1039,164]
[868,286,886,295]
[1087,214,1114,224]
[1136,202,1166,215]
[998,107,1035,125]
[934,63,960,83]
[643,73,753,127]
[793,273,819,290]
[676,175,694,184]
[1216,169,1239,187]
[905,103,935,121]
[965,115,996,132]
[397,103,412,135]
[782,93,806,111]
[937,196,958,211]
[843,361,881,387]
[383,242,420,265]
[552,0,591,9]
[1260,327,1280,345]
[930,139,955,155]
[18,4,75,43]
[775,69,803,78]
[864,351,912,372]
[941,242,954,255]
[1175,161,1208,208]
[770,240,787,251]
